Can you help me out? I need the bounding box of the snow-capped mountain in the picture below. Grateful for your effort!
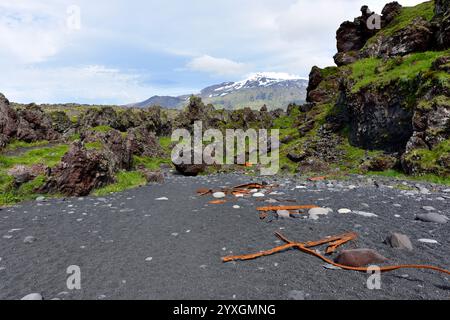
[130,72,308,110]
[201,72,308,100]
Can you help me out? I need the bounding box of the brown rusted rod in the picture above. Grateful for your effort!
[222,232,450,276]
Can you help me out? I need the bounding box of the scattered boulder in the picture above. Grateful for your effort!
[335,249,388,267]
[7,164,48,187]
[21,293,43,300]
[41,142,114,196]
[384,232,413,251]
[172,149,207,177]
[138,168,165,184]
[360,154,398,172]
[416,212,449,224]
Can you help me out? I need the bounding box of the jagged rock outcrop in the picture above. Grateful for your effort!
[345,86,415,152]
[363,17,433,58]
[126,126,166,158]
[49,111,72,134]
[77,107,121,130]
[433,0,450,49]
[0,94,18,149]
[41,142,114,196]
[298,1,450,178]
[15,105,61,143]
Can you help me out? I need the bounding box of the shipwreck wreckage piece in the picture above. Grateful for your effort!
[222,232,450,276]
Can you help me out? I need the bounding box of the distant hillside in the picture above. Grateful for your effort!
[129,95,188,109]
[130,72,308,110]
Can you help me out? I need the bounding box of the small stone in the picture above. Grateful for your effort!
[422,206,436,212]
[252,192,265,198]
[233,205,240,209]
[353,211,378,218]
[385,233,413,251]
[23,236,37,244]
[277,210,291,219]
[418,187,430,194]
[145,257,153,262]
[335,249,388,267]
[213,192,226,199]
[416,213,449,224]
[418,239,438,244]
[287,290,306,300]
[338,209,352,214]
[443,189,450,193]
[155,197,168,201]
[21,293,43,300]
[36,196,46,202]
[323,264,342,270]
[309,207,332,216]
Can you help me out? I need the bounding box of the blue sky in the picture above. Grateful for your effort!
[0,0,424,105]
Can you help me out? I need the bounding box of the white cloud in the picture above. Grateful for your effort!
[186,55,248,76]
[0,65,193,105]
[0,0,72,64]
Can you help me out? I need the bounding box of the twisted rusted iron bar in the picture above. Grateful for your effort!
[222,232,450,276]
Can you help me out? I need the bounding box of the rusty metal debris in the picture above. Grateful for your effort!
[209,200,227,205]
[222,232,450,276]
[308,176,327,181]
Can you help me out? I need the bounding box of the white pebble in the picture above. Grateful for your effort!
[418,239,438,244]
[213,192,226,199]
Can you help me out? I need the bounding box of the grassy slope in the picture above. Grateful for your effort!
[0,144,69,206]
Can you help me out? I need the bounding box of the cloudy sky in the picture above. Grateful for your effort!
[0,0,425,105]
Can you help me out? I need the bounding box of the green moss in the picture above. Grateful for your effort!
[93,171,147,196]
[350,51,450,92]
[90,125,114,133]
[69,133,81,141]
[85,142,103,151]
[406,139,450,172]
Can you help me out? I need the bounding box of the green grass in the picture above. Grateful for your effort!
[158,136,173,153]
[0,174,47,206]
[3,140,50,152]
[373,1,435,38]
[93,171,147,196]
[350,50,450,92]
[0,144,69,206]
[0,144,69,169]
[134,155,172,170]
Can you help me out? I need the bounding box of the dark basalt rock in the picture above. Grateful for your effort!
[0,93,18,149]
[345,86,414,152]
[126,126,166,158]
[173,152,207,177]
[41,142,114,197]
[15,104,61,143]
[381,2,402,25]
